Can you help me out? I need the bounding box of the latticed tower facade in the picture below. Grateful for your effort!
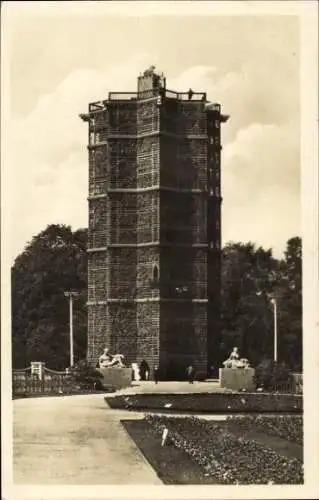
[80,69,228,377]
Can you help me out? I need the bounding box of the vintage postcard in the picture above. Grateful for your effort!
[1,1,318,499]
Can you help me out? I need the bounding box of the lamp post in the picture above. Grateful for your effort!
[256,291,278,362]
[64,291,79,367]
[270,297,278,362]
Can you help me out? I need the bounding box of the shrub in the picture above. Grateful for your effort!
[254,359,291,391]
[68,359,104,390]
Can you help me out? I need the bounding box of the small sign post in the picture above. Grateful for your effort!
[161,427,168,446]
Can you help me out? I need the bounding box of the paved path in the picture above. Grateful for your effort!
[111,380,226,396]
[13,394,162,485]
[13,381,228,484]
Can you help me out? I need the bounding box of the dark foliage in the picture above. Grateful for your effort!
[254,359,291,391]
[67,359,103,390]
[11,224,87,370]
[220,238,302,370]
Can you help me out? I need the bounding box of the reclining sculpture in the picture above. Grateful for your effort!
[98,348,125,368]
[222,347,251,369]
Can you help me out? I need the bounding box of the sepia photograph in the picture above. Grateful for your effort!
[1,1,318,499]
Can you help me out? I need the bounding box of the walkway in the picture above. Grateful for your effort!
[111,379,225,396]
[13,394,162,484]
[13,381,230,484]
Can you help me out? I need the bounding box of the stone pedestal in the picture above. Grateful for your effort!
[219,367,255,391]
[98,367,132,390]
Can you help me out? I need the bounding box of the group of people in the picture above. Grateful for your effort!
[137,361,196,384]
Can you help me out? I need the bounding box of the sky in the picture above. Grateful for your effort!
[5,6,300,262]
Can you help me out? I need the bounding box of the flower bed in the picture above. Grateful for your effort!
[226,415,303,445]
[122,419,216,484]
[106,392,302,413]
[145,415,303,484]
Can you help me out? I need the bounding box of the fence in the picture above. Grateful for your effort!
[291,372,303,394]
[12,366,70,397]
[267,373,303,394]
[272,382,295,394]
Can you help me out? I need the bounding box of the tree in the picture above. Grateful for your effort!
[220,242,280,366]
[219,238,302,371]
[11,224,88,370]
[276,237,302,370]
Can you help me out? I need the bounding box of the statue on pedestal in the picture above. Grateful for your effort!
[143,65,156,76]
[98,348,125,368]
[222,347,251,369]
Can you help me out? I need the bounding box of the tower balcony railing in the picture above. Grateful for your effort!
[108,88,160,101]
[108,92,138,101]
[90,88,208,105]
[175,91,207,101]
[164,89,207,101]
[85,91,221,119]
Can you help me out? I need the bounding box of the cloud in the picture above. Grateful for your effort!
[172,60,299,141]
[9,53,299,262]
[165,64,300,255]
[222,120,300,253]
[224,120,299,196]
[10,53,156,259]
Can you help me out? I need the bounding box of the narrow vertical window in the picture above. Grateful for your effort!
[153,265,159,281]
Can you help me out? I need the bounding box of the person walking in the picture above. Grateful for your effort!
[139,360,149,381]
[154,365,160,384]
[186,364,195,384]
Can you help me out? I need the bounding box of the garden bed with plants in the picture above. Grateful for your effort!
[122,419,215,484]
[227,414,303,445]
[106,392,302,413]
[142,415,303,484]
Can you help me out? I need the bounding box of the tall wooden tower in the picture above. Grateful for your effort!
[80,67,228,378]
